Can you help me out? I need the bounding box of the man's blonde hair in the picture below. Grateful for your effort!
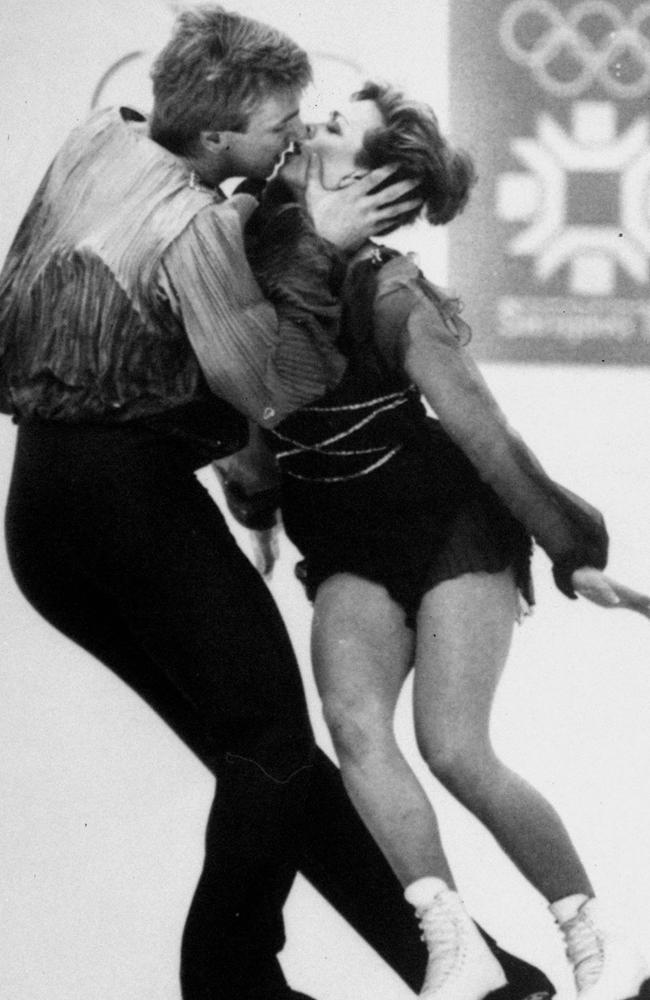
[150,5,311,154]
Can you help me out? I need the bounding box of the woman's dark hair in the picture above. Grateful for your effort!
[353,81,477,234]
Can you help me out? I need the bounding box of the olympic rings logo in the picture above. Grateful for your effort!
[500,0,650,99]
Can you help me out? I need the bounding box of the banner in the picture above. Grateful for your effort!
[449,0,650,363]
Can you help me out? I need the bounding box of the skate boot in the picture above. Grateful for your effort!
[551,895,650,1000]
[405,877,508,1000]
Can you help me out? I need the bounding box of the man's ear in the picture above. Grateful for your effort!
[199,129,226,153]
[336,169,370,189]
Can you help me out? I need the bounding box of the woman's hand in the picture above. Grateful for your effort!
[251,527,280,578]
[572,566,650,619]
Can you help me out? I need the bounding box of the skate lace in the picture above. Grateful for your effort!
[418,897,465,992]
[563,911,605,992]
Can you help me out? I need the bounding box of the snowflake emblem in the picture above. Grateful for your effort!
[497,101,650,295]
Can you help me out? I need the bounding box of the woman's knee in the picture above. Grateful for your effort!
[415,723,497,799]
[321,693,392,765]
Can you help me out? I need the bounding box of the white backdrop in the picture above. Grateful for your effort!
[1,3,650,1000]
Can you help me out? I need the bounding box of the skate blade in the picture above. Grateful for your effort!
[484,987,552,1000]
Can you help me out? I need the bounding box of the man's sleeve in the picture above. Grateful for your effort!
[160,194,346,427]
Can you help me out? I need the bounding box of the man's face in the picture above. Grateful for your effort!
[224,91,305,179]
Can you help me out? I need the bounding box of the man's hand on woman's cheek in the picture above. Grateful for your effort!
[305,155,422,251]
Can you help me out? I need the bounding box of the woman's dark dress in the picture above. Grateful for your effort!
[244,183,608,627]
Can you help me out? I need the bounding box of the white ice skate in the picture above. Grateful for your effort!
[405,877,508,1000]
[554,897,649,1000]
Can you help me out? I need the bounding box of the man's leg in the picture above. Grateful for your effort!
[6,422,315,1000]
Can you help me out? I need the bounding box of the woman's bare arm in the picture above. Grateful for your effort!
[375,279,648,615]
[371,265,608,599]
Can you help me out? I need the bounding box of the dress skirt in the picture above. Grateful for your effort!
[279,416,533,629]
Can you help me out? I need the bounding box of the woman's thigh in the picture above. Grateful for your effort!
[312,573,415,736]
[412,569,519,750]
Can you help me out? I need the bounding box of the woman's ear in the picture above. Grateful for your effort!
[336,169,370,189]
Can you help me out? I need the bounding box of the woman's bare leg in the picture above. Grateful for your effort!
[311,573,455,888]
[312,573,512,999]
[412,568,593,902]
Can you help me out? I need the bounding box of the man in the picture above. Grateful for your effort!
[0,5,554,999]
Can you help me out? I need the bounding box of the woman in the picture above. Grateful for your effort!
[219,82,650,1000]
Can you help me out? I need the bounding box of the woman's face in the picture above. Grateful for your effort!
[280,98,383,191]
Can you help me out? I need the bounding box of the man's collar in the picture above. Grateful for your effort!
[119,106,147,123]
